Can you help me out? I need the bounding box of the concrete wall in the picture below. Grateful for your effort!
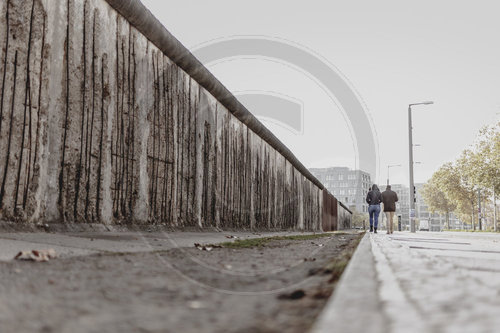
[338,202,352,230]
[0,0,333,229]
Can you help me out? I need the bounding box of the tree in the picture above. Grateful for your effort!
[467,121,500,193]
[351,209,369,230]
[432,163,477,229]
[457,121,499,229]
[423,121,499,231]
[422,177,456,229]
[457,150,492,229]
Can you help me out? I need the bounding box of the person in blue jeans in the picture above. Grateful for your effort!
[366,184,382,233]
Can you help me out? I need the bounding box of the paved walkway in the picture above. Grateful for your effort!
[313,231,500,333]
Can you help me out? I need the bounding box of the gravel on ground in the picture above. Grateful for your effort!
[0,231,362,333]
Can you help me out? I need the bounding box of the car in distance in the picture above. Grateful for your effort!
[419,219,430,231]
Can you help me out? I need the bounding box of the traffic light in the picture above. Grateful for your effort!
[413,186,417,203]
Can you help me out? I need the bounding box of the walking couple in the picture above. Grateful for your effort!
[366,184,399,234]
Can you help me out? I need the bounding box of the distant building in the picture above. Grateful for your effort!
[392,183,463,230]
[307,169,465,231]
[391,184,410,228]
[309,167,371,213]
[415,183,442,230]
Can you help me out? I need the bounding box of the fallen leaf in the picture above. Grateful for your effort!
[188,301,204,309]
[14,249,57,262]
[278,289,306,300]
[312,288,332,299]
[194,243,217,251]
[308,267,323,276]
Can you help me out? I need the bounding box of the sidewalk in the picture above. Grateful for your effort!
[312,231,500,333]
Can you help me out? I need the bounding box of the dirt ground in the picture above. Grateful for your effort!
[0,232,362,333]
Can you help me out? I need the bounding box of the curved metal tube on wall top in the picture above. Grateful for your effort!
[104,0,325,190]
[339,201,353,214]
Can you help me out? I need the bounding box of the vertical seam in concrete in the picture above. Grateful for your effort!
[82,6,91,220]
[15,0,35,211]
[84,9,97,221]
[123,27,131,217]
[73,0,87,220]
[128,32,137,217]
[0,1,9,140]
[23,1,36,209]
[58,0,70,212]
[111,16,117,217]
[0,50,17,209]
[163,57,170,221]
[184,75,190,225]
[178,72,184,224]
[96,56,105,218]
[24,1,38,211]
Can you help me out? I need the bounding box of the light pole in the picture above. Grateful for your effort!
[408,101,433,233]
[478,188,482,231]
[387,164,402,185]
[494,188,497,232]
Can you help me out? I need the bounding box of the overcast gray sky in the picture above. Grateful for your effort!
[142,0,500,185]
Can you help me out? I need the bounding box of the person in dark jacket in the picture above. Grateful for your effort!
[381,185,399,234]
[366,184,382,233]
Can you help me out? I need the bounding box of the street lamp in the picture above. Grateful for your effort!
[408,101,433,233]
[387,164,402,185]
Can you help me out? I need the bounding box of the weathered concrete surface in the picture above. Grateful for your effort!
[0,232,360,333]
[0,0,347,229]
[311,233,387,333]
[0,230,316,261]
[313,231,500,333]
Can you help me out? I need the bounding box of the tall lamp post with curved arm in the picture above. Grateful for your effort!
[408,101,434,233]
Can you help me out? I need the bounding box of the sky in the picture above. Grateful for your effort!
[141,0,500,185]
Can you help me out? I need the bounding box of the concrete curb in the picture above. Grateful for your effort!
[310,233,387,333]
[369,234,427,333]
